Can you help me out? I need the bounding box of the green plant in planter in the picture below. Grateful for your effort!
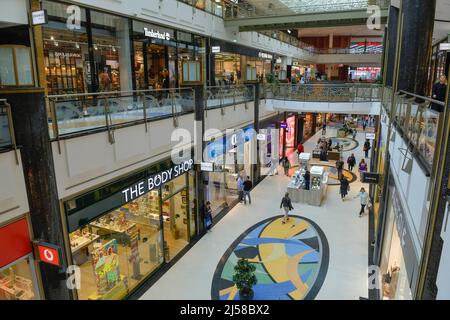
[232,258,257,299]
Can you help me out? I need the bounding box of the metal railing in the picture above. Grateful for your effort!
[47,87,195,148]
[224,0,390,19]
[204,84,254,115]
[389,90,444,169]
[262,83,381,102]
[0,99,19,163]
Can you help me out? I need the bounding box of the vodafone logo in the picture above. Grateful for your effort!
[37,244,61,266]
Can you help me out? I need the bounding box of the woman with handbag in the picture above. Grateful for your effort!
[280,193,294,224]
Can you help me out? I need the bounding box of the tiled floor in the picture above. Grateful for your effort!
[139,125,373,300]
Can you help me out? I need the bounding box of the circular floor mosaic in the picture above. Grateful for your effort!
[211,215,329,300]
[315,164,358,185]
[329,137,359,151]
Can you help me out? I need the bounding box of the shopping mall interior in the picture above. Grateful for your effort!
[1,0,450,304]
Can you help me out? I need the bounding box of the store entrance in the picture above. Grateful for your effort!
[134,41,175,90]
[161,180,190,261]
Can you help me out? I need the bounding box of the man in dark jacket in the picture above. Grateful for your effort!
[339,177,350,201]
[347,153,356,171]
[243,176,253,205]
[280,192,293,224]
[432,75,447,111]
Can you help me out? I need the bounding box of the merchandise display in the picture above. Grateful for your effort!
[287,165,328,206]
[0,273,35,300]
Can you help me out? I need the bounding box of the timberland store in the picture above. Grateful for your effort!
[62,159,196,300]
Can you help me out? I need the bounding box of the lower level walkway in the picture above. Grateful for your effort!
[140,125,372,300]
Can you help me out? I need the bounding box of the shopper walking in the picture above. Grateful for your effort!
[296,141,305,154]
[362,119,367,131]
[204,201,213,231]
[237,175,244,203]
[243,176,253,205]
[363,139,371,158]
[347,153,356,171]
[432,75,447,111]
[280,192,294,224]
[339,177,350,201]
[358,159,368,181]
[336,158,344,180]
[282,156,291,176]
[322,122,327,135]
[354,187,369,217]
[352,127,357,140]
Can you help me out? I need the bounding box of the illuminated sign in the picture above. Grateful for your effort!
[32,10,48,25]
[144,27,171,41]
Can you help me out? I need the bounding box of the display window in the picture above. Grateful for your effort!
[65,159,195,300]
[379,178,417,300]
[349,67,381,81]
[42,1,89,95]
[205,127,255,217]
[91,11,133,93]
[0,218,40,300]
[285,115,296,159]
[214,52,241,85]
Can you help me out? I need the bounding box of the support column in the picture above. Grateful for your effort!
[192,85,206,234]
[253,83,261,183]
[397,0,437,95]
[3,89,73,300]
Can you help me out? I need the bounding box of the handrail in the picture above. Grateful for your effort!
[47,87,195,138]
[398,90,445,107]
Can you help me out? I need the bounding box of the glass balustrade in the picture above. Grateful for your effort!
[48,88,194,138]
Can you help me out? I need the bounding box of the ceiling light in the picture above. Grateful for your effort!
[50,36,54,41]
[287,30,291,34]
[75,42,80,49]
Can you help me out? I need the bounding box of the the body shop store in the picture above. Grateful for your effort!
[64,159,195,300]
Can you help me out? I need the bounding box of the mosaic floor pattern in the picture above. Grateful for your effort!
[211,215,329,300]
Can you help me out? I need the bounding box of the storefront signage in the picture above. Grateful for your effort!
[366,133,376,140]
[35,242,61,267]
[257,133,266,141]
[362,172,380,184]
[201,162,214,172]
[276,58,282,64]
[258,52,273,60]
[54,52,82,58]
[32,10,48,26]
[212,46,221,53]
[144,27,171,41]
[121,159,193,202]
[280,122,288,129]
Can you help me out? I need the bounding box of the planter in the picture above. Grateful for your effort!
[239,289,254,300]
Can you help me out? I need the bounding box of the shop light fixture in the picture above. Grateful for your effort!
[50,36,54,41]
[287,29,292,34]
[94,44,98,50]
[75,42,80,49]
[54,42,59,47]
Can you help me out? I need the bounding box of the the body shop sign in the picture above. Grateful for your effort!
[122,159,193,202]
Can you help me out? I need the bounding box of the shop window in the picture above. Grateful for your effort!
[42,0,89,95]
[68,169,193,299]
[91,11,132,92]
[0,257,39,300]
[0,46,33,87]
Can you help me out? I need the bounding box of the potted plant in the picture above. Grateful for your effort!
[232,258,257,300]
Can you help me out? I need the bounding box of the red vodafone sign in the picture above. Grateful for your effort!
[37,243,61,266]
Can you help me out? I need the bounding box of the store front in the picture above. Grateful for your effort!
[0,217,40,300]
[209,39,273,85]
[348,67,381,82]
[379,174,419,300]
[41,0,205,95]
[204,126,256,217]
[258,115,283,177]
[291,62,315,82]
[279,114,297,160]
[63,158,196,300]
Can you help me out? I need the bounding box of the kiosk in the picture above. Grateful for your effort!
[287,165,328,206]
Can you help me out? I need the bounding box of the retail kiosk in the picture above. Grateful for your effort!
[287,165,328,206]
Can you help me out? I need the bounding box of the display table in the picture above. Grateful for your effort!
[312,149,340,161]
[70,233,100,254]
[287,166,328,206]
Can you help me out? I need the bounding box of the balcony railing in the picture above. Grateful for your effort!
[390,90,444,169]
[204,84,254,114]
[47,88,195,144]
[262,83,381,102]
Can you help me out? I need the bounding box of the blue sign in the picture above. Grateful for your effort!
[280,122,288,129]
[206,126,255,160]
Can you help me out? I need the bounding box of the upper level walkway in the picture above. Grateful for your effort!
[224,0,389,31]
